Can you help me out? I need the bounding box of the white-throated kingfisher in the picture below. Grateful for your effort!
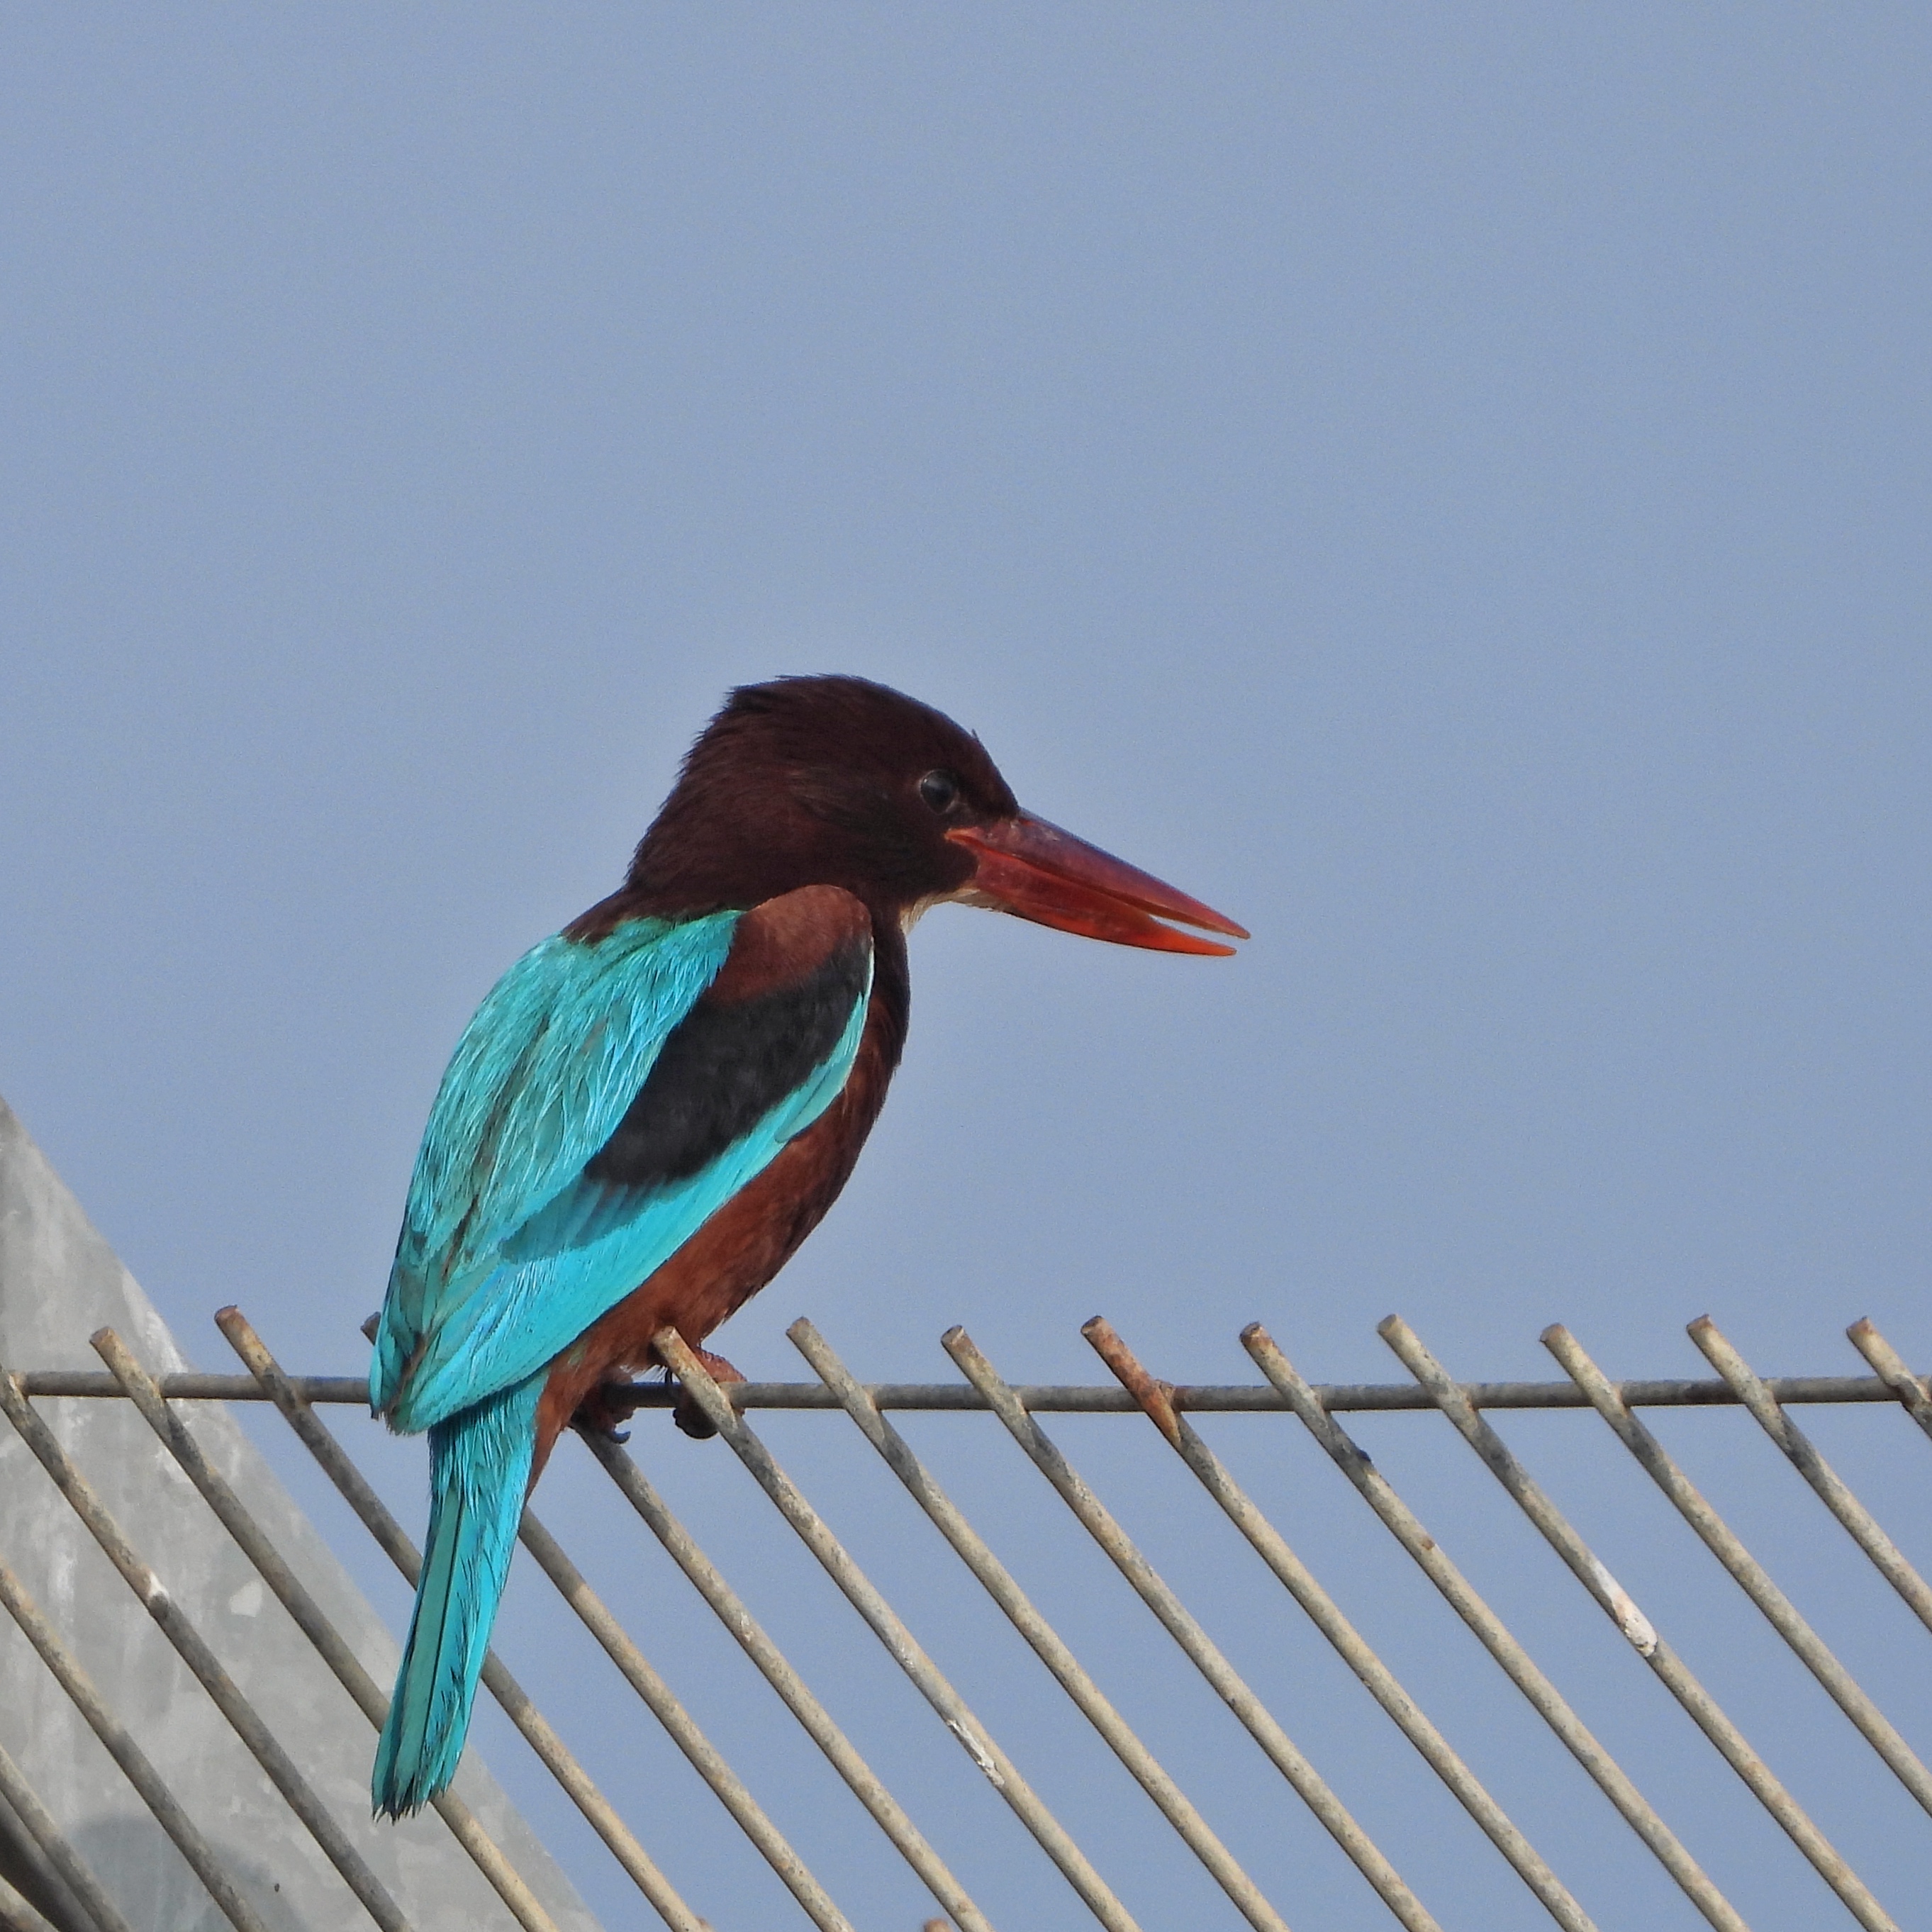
[368,674,1245,1816]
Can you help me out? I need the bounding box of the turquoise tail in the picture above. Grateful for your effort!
[372,1373,545,1817]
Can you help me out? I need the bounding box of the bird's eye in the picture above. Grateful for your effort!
[918,769,961,815]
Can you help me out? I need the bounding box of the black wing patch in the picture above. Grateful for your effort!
[585,936,871,1193]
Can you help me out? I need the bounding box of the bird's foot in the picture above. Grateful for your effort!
[571,1374,649,1446]
[669,1348,747,1441]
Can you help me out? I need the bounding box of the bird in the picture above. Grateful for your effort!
[367,673,1245,1817]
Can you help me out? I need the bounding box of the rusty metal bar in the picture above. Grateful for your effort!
[513,1507,852,1932]
[0,1357,409,1932]
[654,1326,1137,1932]
[1083,1317,1595,1932]
[1380,1315,1899,1932]
[1543,1324,1932,1817]
[1240,1322,1747,1932]
[0,1731,134,1932]
[17,1370,1917,1412]
[0,1550,267,1932]
[785,1317,1290,1932]
[579,1432,993,1932]
[941,1324,1441,1932]
[1844,1320,1932,1442]
[211,1310,707,1932]
[1689,1319,1932,1635]
[88,1327,560,1932]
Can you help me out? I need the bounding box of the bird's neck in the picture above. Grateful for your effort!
[864,912,911,1077]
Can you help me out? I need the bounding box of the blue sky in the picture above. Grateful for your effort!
[4,10,1930,1928]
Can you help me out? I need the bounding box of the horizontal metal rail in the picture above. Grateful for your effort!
[943,1324,1441,1932]
[1543,1324,1932,1819]
[0,1347,406,1932]
[210,1309,708,1932]
[787,1317,1291,1932]
[6,1306,1928,1932]
[1691,1318,1932,1634]
[89,1325,562,1932]
[13,1370,1924,1410]
[657,1328,1127,1928]
[1240,1322,1750,1932]
[1084,1317,1594,1932]
[1380,1316,1898,1932]
[1848,1319,1932,1439]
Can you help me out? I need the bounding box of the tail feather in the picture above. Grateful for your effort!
[373,1373,545,1818]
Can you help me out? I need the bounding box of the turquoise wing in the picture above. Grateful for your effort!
[372,912,737,1422]
[372,905,873,1432]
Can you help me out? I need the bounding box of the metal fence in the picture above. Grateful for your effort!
[4,1308,1931,1932]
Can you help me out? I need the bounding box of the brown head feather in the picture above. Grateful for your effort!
[617,675,1017,922]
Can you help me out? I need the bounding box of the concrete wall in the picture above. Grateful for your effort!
[0,1095,599,1932]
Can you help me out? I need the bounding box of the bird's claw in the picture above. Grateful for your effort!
[570,1376,644,1446]
[667,1347,747,1441]
[671,1395,715,1441]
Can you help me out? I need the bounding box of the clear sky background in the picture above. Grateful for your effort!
[4,10,1929,1930]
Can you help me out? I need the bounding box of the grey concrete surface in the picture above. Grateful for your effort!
[0,1095,601,1932]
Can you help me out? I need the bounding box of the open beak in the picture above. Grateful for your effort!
[947,814,1249,956]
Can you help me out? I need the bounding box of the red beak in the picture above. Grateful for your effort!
[947,815,1249,956]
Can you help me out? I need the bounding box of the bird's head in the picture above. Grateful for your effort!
[626,675,1246,955]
